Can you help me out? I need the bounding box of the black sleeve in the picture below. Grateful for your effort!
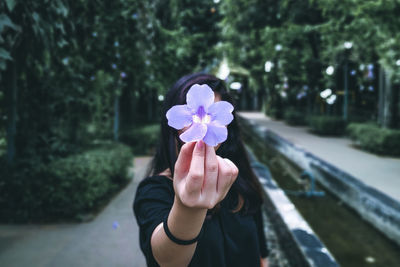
[254,207,269,258]
[133,176,175,266]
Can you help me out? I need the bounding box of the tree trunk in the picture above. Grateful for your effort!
[5,60,17,164]
[114,94,120,141]
[255,75,264,111]
[147,90,153,122]
[393,84,399,128]
[378,67,393,128]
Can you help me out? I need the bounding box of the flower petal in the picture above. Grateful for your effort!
[186,84,215,112]
[208,101,234,126]
[202,123,228,147]
[179,123,208,143]
[166,105,193,129]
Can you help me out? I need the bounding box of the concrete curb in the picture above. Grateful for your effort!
[247,148,339,267]
[242,117,400,247]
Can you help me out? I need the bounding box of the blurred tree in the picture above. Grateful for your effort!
[220,0,325,114]
[220,0,280,111]
[220,0,400,127]
[0,0,223,166]
[314,0,400,126]
[3,0,398,168]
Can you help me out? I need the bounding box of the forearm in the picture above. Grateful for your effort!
[151,196,207,267]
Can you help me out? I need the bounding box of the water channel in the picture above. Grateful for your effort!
[242,129,400,267]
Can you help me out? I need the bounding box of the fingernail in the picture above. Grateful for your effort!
[196,140,204,150]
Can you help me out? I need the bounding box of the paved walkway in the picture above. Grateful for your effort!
[239,112,400,202]
[0,157,151,267]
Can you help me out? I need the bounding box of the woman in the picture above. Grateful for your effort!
[134,73,269,267]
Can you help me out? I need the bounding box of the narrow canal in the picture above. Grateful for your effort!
[242,128,400,267]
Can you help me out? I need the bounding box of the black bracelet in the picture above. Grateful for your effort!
[163,214,203,245]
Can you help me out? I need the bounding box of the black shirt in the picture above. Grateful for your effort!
[133,175,269,267]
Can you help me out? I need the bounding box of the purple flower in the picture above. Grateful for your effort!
[166,84,234,146]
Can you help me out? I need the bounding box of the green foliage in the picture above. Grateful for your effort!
[0,12,20,70]
[0,129,5,156]
[284,108,307,126]
[347,123,400,156]
[308,116,346,136]
[0,0,225,222]
[220,0,327,117]
[0,0,223,163]
[266,107,283,120]
[120,124,160,155]
[221,0,400,123]
[2,0,399,220]
[0,143,133,222]
[314,0,400,81]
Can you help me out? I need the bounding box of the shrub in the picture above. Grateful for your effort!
[120,124,160,155]
[0,156,46,221]
[284,109,307,126]
[266,108,283,120]
[0,130,5,157]
[347,123,400,156]
[308,116,346,136]
[0,142,133,222]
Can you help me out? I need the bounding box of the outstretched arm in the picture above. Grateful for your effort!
[150,141,238,267]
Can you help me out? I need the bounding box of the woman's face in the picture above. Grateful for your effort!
[178,93,223,151]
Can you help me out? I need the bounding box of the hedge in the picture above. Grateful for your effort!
[120,124,160,155]
[347,123,400,156]
[0,142,133,222]
[266,108,283,120]
[308,116,346,136]
[284,109,307,126]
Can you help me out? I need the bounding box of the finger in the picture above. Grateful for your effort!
[202,144,219,196]
[216,156,238,193]
[223,158,239,181]
[174,142,196,179]
[223,158,239,187]
[215,157,237,201]
[186,141,205,195]
[216,156,229,193]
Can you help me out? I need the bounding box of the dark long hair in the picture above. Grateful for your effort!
[148,73,264,214]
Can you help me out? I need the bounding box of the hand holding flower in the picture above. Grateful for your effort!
[173,141,238,210]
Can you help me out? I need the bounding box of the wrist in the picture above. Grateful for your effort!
[174,195,208,213]
[167,196,207,241]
